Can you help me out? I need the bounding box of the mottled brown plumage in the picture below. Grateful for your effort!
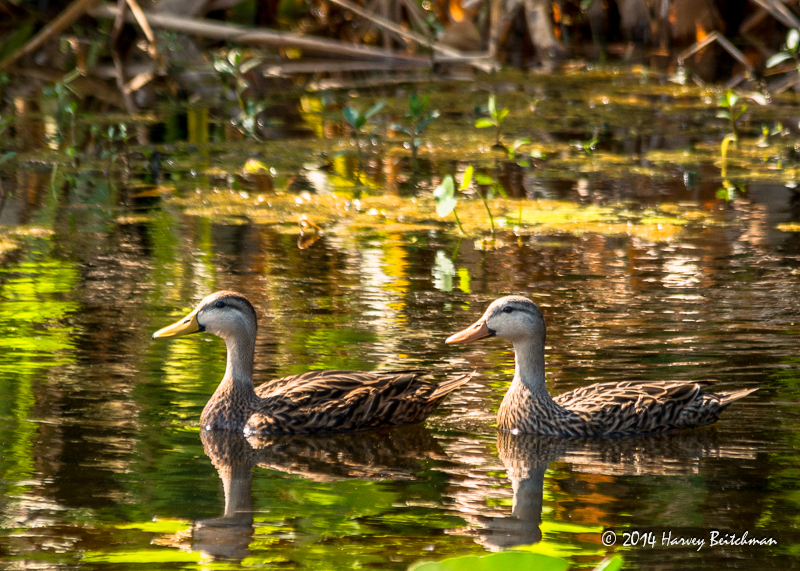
[153,291,471,435]
[447,296,758,437]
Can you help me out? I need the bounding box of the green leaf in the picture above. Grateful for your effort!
[474,173,494,185]
[726,91,739,107]
[460,165,473,191]
[409,551,570,571]
[436,195,457,218]
[766,52,792,68]
[593,556,624,571]
[434,175,457,217]
[416,110,440,134]
[433,175,455,200]
[391,123,413,136]
[343,107,361,129]
[512,137,531,149]
[213,59,234,74]
[497,108,509,122]
[364,99,386,119]
[487,94,497,117]
[475,118,495,129]
[788,29,800,51]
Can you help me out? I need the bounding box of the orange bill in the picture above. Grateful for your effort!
[446,320,494,344]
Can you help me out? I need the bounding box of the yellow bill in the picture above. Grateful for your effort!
[152,310,203,339]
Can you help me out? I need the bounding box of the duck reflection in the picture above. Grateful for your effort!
[477,429,748,550]
[193,425,446,561]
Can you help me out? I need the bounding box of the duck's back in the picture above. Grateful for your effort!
[248,370,470,434]
[554,380,756,436]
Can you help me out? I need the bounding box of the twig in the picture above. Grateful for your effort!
[90,4,432,63]
[327,0,495,72]
[111,0,138,115]
[0,0,101,71]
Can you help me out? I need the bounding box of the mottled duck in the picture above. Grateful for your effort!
[154,291,470,434]
[446,296,757,437]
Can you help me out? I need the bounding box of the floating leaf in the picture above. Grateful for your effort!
[460,165,474,191]
[409,551,570,571]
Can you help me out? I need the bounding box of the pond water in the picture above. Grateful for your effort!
[1,69,799,570]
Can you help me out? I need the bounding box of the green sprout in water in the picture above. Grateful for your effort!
[434,174,464,234]
[717,91,746,149]
[43,70,81,156]
[434,166,498,236]
[475,94,509,148]
[766,28,800,74]
[214,49,265,139]
[343,99,386,168]
[392,94,439,163]
[572,130,599,155]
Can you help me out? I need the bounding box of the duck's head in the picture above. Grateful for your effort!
[446,296,545,345]
[152,291,258,340]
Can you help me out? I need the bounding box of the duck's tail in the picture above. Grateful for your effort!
[719,387,759,408]
[430,371,476,400]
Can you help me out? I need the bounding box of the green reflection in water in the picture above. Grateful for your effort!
[0,250,79,509]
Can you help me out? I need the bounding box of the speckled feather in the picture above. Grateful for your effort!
[246,369,470,434]
[498,378,757,437]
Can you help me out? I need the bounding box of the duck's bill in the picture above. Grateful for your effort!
[446,320,495,344]
[152,311,203,339]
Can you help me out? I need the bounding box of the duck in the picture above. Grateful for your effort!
[153,291,471,435]
[446,296,758,437]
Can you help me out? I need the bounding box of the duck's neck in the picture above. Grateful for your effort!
[511,337,550,399]
[201,333,259,431]
[498,336,571,433]
[223,333,255,384]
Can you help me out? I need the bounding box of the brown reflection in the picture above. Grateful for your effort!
[195,425,446,561]
[474,429,748,550]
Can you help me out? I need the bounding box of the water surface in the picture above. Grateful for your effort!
[1,70,799,570]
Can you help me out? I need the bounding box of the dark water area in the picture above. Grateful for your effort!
[1,70,800,569]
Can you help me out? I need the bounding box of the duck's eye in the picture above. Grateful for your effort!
[503,306,514,314]
[214,300,225,309]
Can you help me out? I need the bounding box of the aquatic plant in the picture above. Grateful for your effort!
[572,130,599,155]
[766,28,800,73]
[433,174,465,234]
[94,123,133,183]
[717,90,746,148]
[42,71,80,154]
[343,99,386,168]
[213,49,265,139]
[433,166,498,235]
[391,94,440,163]
[475,94,509,148]
[410,551,622,571]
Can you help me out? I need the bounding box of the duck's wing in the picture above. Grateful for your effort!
[553,380,744,435]
[249,370,472,434]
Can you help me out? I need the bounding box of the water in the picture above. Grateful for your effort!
[1,71,800,570]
